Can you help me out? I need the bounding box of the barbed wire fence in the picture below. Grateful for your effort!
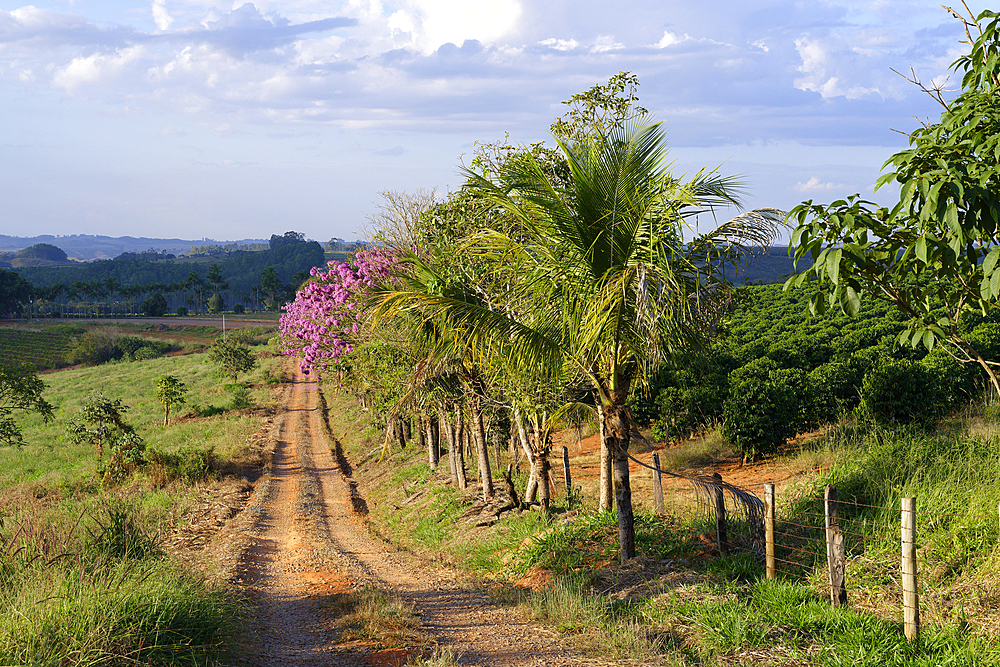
[642,453,1000,642]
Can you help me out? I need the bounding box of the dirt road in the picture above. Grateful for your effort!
[236,365,587,666]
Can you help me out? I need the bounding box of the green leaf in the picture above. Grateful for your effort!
[983,247,1000,275]
[922,329,935,350]
[826,248,842,285]
[915,236,929,264]
[945,204,960,235]
[844,285,860,316]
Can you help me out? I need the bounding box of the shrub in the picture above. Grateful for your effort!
[148,445,217,484]
[141,293,169,317]
[808,360,862,423]
[855,358,944,426]
[722,358,815,458]
[66,332,112,366]
[652,372,727,442]
[920,347,980,407]
[176,306,188,316]
[232,303,245,314]
[208,336,257,382]
[228,384,253,410]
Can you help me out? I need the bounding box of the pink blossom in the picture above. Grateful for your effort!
[279,247,398,374]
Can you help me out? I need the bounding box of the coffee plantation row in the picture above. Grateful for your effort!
[640,282,998,458]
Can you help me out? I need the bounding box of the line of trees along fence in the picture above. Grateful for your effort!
[372,396,986,648]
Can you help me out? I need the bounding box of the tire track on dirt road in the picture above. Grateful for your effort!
[239,362,593,666]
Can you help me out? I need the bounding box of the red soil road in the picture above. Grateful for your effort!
[235,361,596,667]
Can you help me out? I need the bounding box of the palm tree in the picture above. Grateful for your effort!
[377,116,782,561]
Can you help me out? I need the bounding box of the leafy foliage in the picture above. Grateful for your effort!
[141,292,168,316]
[855,358,944,426]
[154,375,187,426]
[721,358,812,458]
[207,334,257,381]
[66,394,144,479]
[786,8,1000,394]
[66,331,166,366]
[0,269,32,316]
[0,363,54,445]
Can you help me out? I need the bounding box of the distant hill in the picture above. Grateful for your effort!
[735,247,797,284]
[0,234,270,262]
[0,243,77,269]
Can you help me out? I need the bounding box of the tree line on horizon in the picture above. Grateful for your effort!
[0,232,325,317]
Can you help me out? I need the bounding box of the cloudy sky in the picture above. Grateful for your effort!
[0,0,982,243]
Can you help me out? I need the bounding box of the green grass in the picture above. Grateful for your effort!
[0,349,286,664]
[324,376,1000,665]
[0,502,241,666]
[323,586,424,647]
[5,351,283,493]
[637,578,994,666]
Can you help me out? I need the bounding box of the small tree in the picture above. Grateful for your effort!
[142,293,168,317]
[154,375,187,426]
[208,293,224,313]
[0,363,54,445]
[207,335,257,382]
[67,395,143,477]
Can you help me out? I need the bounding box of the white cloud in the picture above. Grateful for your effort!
[591,34,623,52]
[152,0,174,31]
[655,30,689,48]
[794,36,882,99]
[538,37,578,51]
[385,0,522,54]
[794,176,847,193]
[52,46,145,95]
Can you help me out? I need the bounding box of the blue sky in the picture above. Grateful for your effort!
[0,0,983,243]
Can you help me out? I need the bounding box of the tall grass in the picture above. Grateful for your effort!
[788,422,1000,588]
[0,504,240,665]
[0,350,284,664]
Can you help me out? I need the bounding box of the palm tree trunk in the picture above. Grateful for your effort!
[513,408,537,504]
[426,415,438,469]
[439,407,457,484]
[468,393,494,499]
[603,401,636,562]
[456,409,468,489]
[597,402,613,511]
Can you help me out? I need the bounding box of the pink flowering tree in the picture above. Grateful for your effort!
[279,247,397,375]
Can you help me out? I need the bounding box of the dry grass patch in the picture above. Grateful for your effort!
[321,586,426,648]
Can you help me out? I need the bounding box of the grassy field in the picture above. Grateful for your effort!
[323,382,1000,666]
[0,346,285,664]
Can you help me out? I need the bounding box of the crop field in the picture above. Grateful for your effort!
[0,323,84,370]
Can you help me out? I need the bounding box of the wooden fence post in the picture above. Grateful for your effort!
[652,453,665,515]
[902,496,919,641]
[765,483,775,580]
[562,446,572,503]
[825,485,847,606]
[712,472,728,555]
